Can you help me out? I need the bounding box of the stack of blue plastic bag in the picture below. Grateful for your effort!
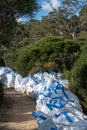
[0,67,87,130]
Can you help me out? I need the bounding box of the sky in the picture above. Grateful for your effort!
[35,0,61,20]
[17,0,61,22]
[17,0,86,22]
[34,0,86,20]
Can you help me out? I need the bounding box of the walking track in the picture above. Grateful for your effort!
[0,88,38,130]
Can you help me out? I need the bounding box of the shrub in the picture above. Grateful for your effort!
[15,36,80,76]
[66,48,87,114]
[29,61,44,74]
[43,61,58,72]
[3,48,18,70]
[78,31,87,40]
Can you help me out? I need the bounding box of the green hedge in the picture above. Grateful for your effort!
[15,36,80,75]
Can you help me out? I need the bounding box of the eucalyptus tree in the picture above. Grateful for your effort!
[41,9,65,36]
[58,0,86,39]
[40,0,82,39]
[79,5,87,32]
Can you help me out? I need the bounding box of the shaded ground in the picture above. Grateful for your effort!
[0,88,38,130]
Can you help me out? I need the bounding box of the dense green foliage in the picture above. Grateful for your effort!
[0,0,38,47]
[7,4,87,50]
[3,48,18,70]
[65,39,87,114]
[15,36,80,75]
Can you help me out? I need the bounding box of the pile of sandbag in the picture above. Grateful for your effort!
[0,66,87,130]
[0,67,68,96]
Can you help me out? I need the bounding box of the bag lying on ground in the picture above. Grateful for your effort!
[0,66,87,130]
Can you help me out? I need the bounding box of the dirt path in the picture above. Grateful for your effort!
[0,88,38,130]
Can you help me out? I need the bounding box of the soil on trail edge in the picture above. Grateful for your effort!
[0,87,38,130]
